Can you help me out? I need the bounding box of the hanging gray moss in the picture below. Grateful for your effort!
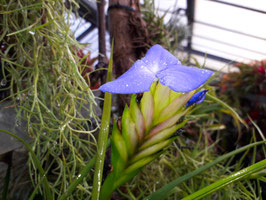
[0,0,99,198]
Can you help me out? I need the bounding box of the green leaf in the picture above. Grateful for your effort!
[207,93,248,129]
[99,172,116,200]
[150,81,157,95]
[113,169,142,192]
[130,138,175,164]
[130,94,145,140]
[140,121,187,150]
[149,110,187,137]
[124,151,163,174]
[154,92,194,124]
[112,151,165,193]
[122,105,138,156]
[112,122,128,174]
[99,151,163,200]
[58,155,97,200]
[140,91,154,134]
[144,141,266,200]
[182,159,266,200]
[153,83,170,122]
[169,90,182,103]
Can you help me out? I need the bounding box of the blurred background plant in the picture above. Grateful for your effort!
[142,0,190,53]
[207,60,266,167]
[218,60,266,136]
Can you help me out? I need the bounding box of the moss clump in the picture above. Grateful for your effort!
[1,0,98,198]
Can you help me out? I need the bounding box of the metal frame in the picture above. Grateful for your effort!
[185,0,266,65]
[74,0,265,66]
[207,0,266,14]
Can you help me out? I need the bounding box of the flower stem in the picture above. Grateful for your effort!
[91,43,113,200]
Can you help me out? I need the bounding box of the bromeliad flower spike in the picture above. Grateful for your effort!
[99,44,213,94]
[99,45,213,200]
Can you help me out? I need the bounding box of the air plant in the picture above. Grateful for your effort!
[99,45,213,199]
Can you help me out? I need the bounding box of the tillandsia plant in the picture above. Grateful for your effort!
[99,45,213,199]
[0,1,99,198]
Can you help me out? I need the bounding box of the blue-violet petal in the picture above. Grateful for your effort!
[157,65,213,93]
[142,44,181,74]
[99,44,213,94]
[99,60,156,94]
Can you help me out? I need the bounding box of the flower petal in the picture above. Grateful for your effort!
[157,65,213,93]
[99,60,156,94]
[99,45,213,94]
[186,90,208,107]
[142,44,181,74]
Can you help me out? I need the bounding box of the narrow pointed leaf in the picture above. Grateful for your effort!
[144,141,266,200]
[149,81,157,95]
[182,159,266,200]
[99,172,116,200]
[92,42,113,200]
[140,91,154,134]
[169,90,182,104]
[111,151,165,194]
[140,121,187,150]
[112,122,128,175]
[130,94,145,140]
[100,169,141,200]
[130,138,175,164]
[154,92,194,125]
[113,169,142,193]
[153,82,170,122]
[149,110,187,138]
[122,106,138,156]
[124,151,163,174]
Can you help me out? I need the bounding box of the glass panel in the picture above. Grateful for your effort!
[190,54,239,72]
[195,0,266,39]
[192,36,265,62]
[153,0,186,12]
[217,0,266,12]
[193,22,266,56]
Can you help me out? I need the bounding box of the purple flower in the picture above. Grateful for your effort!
[99,45,213,94]
[186,90,208,107]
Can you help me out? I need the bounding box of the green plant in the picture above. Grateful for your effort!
[0,0,98,198]
[142,0,189,51]
[1,1,265,200]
